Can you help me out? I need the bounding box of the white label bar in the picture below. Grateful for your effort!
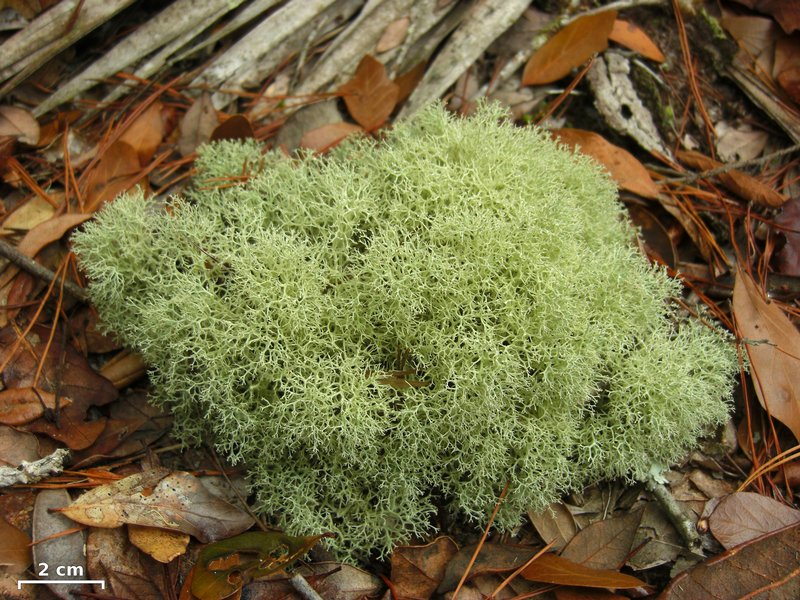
[18,580,106,589]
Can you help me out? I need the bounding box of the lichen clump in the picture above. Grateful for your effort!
[73,104,737,559]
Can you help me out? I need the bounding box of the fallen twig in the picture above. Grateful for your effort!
[290,573,325,600]
[0,448,70,488]
[646,475,701,552]
[0,238,88,302]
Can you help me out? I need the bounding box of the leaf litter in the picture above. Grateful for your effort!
[0,0,798,597]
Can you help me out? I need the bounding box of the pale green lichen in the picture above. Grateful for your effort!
[72,103,738,560]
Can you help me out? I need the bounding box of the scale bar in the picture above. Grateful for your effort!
[18,580,106,589]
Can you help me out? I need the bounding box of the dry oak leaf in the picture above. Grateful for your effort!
[774,34,800,104]
[339,55,399,132]
[552,128,658,198]
[395,61,427,105]
[522,552,647,590]
[84,140,143,212]
[438,543,539,593]
[300,122,364,153]
[560,509,643,571]
[731,0,800,34]
[0,324,118,450]
[609,20,665,63]
[376,17,410,53]
[0,516,31,573]
[775,196,800,276]
[709,492,800,549]
[676,149,787,208]
[0,387,70,426]
[87,527,171,600]
[0,106,39,145]
[660,522,800,598]
[246,561,383,600]
[391,536,459,600]
[179,93,220,157]
[118,101,167,164]
[57,468,254,543]
[528,503,578,552]
[0,211,92,310]
[522,10,617,86]
[210,114,255,142]
[128,524,190,563]
[733,265,800,441]
[17,212,93,258]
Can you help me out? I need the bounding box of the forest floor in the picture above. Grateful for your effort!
[0,0,799,598]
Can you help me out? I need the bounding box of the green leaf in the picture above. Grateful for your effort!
[191,531,332,600]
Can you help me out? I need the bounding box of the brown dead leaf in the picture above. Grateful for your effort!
[627,205,678,267]
[119,102,166,165]
[731,0,800,34]
[0,211,90,314]
[720,13,776,74]
[0,387,69,426]
[395,61,427,105]
[733,265,800,441]
[609,20,665,63]
[437,543,538,594]
[553,128,658,198]
[300,123,364,153]
[522,10,617,86]
[70,307,122,355]
[555,588,628,600]
[709,492,800,549]
[73,391,171,468]
[58,468,254,543]
[467,571,542,599]
[0,517,31,573]
[0,136,14,171]
[0,324,118,450]
[0,425,42,467]
[339,55,399,132]
[528,503,577,551]
[84,140,144,212]
[561,510,643,570]
[99,350,148,390]
[686,469,736,500]
[774,461,800,487]
[677,149,787,207]
[774,35,800,103]
[248,562,384,600]
[775,196,800,276]
[715,121,769,163]
[1,195,56,235]
[522,553,647,589]
[179,93,220,157]
[661,522,800,598]
[376,17,410,53]
[6,272,39,319]
[210,114,255,143]
[391,537,459,600]
[128,524,190,563]
[0,106,40,145]
[558,591,628,600]
[657,192,720,269]
[16,212,92,258]
[87,527,171,600]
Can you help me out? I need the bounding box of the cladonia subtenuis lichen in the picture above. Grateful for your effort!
[73,103,738,560]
